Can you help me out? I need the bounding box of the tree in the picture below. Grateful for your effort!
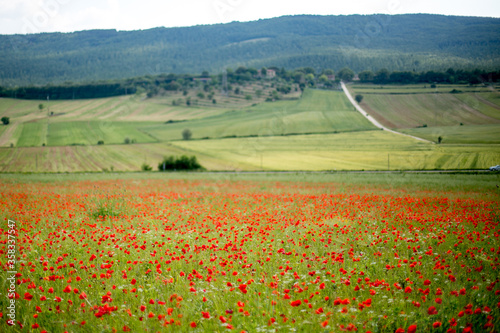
[438,136,442,144]
[355,94,363,103]
[38,104,44,111]
[358,70,374,82]
[182,129,192,140]
[1,116,9,125]
[374,69,390,84]
[337,67,355,82]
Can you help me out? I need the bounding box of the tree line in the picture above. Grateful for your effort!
[0,67,498,100]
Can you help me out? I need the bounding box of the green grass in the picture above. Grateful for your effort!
[0,141,232,172]
[357,93,500,129]
[0,95,229,123]
[16,120,48,146]
[1,172,498,201]
[0,124,7,138]
[454,92,500,120]
[46,121,158,146]
[173,131,500,171]
[400,124,500,144]
[0,122,23,147]
[142,89,376,141]
[2,86,500,172]
[346,84,500,134]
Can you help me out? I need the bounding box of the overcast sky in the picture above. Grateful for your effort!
[0,0,498,35]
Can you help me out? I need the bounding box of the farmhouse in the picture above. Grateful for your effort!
[257,69,276,78]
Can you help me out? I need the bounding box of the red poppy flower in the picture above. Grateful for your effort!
[427,306,438,315]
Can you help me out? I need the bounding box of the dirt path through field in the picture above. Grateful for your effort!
[341,82,433,143]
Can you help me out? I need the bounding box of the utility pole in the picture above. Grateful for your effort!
[388,154,390,171]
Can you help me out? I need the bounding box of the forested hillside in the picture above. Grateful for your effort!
[1,14,499,86]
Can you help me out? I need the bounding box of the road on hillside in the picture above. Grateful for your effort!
[340,82,434,144]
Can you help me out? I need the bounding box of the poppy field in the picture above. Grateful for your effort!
[1,173,499,332]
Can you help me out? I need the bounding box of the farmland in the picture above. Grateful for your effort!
[348,84,500,145]
[0,84,499,172]
[142,89,375,141]
[1,131,499,172]
[0,172,499,332]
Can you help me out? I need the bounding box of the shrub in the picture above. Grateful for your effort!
[158,155,203,171]
[97,140,104,145]
[182,129,192,140]
[355,94,363,103]
[124,137,131,144]
[141,163,153,171]
[1,116,9,125]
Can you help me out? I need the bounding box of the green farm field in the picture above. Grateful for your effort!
[1,130,499,172]
[0,86,499,172]
[0,89,371,147]
[141,89,375,141]
[400,124,500,144]
[172,131,500,171]
[349,84,500,132]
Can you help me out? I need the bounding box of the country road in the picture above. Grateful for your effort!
[340,82,434,144]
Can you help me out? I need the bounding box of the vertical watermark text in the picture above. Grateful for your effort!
[6,219,17,326]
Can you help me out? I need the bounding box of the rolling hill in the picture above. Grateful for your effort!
[348,83,500,144]
[1,14,499,86]
[1,87,499,172]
